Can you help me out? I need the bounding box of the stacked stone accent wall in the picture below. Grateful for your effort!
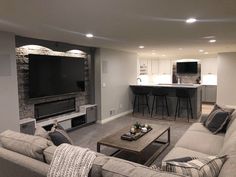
[16,46,89,120]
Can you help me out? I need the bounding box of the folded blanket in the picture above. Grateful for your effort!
[47,144,96,177]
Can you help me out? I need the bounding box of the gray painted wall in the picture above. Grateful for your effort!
[217,52,236,106]
[95,49,102,120]
[95,48,137,121]
[0,31,20,132]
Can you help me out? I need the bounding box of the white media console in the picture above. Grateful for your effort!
[20,104,97,134]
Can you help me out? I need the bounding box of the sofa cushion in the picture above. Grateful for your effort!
[43,145,57,164]
[163,147,210,162]
[224,111,236,143]
[101,157,182,177]
[34,125,50,139]
[175,131,224,155]
[220,131,236,156]
[226,110,236,129]
[43,146,181,177]
[188,123,212,134]
[161,155,227,177]
[0,130,53,162]
[218,155,236,177]
[90,154,109,177]
[219,131,236,177]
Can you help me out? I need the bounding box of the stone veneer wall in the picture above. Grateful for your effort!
[16,46,89,120]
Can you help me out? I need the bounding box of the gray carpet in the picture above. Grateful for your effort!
[68,114,197,166]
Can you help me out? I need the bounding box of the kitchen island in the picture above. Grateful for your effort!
[130,84,202,119]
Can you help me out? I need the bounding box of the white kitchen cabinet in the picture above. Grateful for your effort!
[202,85,217,103]
[158,59,172,75]
[139,58,148,75]
[201,58,218,75]
[151,59,159,74]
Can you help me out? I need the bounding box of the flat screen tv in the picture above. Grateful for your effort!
[177,62,198,74]
[29,54,85,98]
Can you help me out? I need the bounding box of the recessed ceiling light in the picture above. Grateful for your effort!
[209,39,216,43]
[204,52,209,54]
[179,48,183,50]
[162,54,166,57]
[186,18,197,24]
[152,52,156,55]
[86,33,94,38]
[203,36,215,39]
[199,49,204,52]
[139,46,144,49]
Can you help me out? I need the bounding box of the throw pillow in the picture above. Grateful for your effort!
[204,104,234,125]
[150,157,196,171]
[161,155,227,177]
[149,164,161,171]
[204,104,234,134]
[205,110,230,134]
[52,120,64,130]
[34,125,50,139]
[166,157,197,162]
[49,126,74,146]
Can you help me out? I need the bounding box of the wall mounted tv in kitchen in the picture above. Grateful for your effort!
[177,62,198,74]
[29,54,85,98]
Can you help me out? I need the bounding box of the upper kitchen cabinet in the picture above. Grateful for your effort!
[201,58,218,75]
[139,58,149,75]
[201,58,218,85]
[158,59,172,75]
[138,57,158,75]
[151,59,159,74]
[138,57,172,76]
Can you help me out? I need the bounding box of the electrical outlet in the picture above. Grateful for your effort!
[119,104,123,109]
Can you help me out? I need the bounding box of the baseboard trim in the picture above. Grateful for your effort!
[97,109,133,124]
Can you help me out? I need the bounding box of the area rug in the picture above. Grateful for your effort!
[68,114,196,166]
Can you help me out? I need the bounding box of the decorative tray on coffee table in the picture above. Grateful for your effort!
[121,125,152,141]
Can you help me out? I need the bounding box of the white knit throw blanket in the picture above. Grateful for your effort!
[47,144,96,177]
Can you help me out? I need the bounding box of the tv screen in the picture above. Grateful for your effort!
[177,62,198,74]
[29,54,85,98]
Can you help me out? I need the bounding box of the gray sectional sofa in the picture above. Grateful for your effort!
[1,114,236,177]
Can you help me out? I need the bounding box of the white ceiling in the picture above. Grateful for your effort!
[1,0,236,58]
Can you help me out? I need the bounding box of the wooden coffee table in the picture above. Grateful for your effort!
[97,124,170,166]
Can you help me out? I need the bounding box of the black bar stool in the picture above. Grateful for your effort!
[175,89,193,122]
[130,86,150,115]
[151,88,170,118]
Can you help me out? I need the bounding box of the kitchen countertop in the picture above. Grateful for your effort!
[130,83,202,88]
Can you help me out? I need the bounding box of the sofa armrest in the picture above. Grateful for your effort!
[0,147,49,177]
